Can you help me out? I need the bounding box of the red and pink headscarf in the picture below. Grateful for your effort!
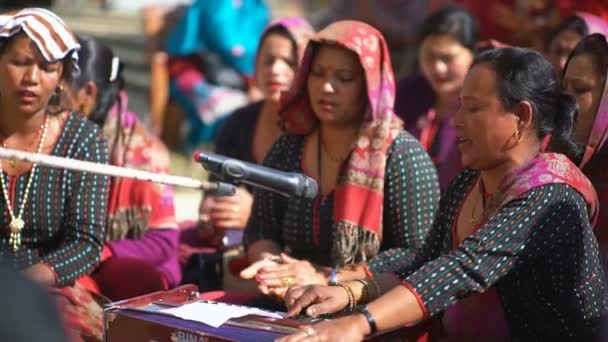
[257,16,314,65]
[563,30,608,238]
[563,13,608,168]
[577,11,608,37]
[280,20,403,266]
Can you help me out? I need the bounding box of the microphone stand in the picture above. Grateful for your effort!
[0,146,236,196]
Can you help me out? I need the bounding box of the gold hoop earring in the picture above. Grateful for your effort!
[54,85,64,96]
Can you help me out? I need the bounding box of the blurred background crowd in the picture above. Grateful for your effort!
[4,0,605,224]
[1,2,608,340]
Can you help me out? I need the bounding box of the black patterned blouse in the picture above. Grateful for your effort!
[214,101,262,165]
[244,131,440,267]
[0,113,109,286]
[373,169,607,341]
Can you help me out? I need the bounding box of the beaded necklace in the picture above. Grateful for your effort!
[0,115,49,252]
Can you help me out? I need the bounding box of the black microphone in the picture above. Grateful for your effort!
[194,152,318,199]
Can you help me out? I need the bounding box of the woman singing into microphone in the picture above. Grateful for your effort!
[280,47,607,342]
[239,20,440,308]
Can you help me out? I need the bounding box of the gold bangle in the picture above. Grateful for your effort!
[336,283,355,312]
[352,278,380,303]
[352,279,368,303]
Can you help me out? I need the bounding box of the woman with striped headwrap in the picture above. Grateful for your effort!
[0,8,109,341]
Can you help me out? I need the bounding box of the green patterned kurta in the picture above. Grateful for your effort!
[0,113,109,286]
[369,169,607,341]
[244,131,440,267]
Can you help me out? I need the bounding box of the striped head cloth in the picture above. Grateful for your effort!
[0,8,79,71]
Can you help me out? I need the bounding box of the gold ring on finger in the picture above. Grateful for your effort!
[264,255,281,263]
[300,325,316,336]
[281,276,295,287]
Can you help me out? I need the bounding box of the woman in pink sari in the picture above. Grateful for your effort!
[547,11,608,73]
[560,32,608,264]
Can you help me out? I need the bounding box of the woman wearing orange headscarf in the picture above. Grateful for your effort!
[239,21,440,305]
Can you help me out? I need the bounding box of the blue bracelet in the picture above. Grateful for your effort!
[329,268,338,285]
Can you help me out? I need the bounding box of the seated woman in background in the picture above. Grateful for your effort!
[64,36,180,300]
[546,11,608,74]
[0,8,109,341]
[559,32,608,267]
[394,6,479,190]
[182,17,315,262]
[165,0,269,148]
[281,47,607,342]
[239,20,440,307]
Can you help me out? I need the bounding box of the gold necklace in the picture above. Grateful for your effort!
[0,116,49,252]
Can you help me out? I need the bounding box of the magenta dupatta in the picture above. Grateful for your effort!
[569,14,608,168]
[444,152,598,340]
[496,153,598,223]
[562,30,608,244]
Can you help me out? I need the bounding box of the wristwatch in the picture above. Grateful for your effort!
[354,304,377,335]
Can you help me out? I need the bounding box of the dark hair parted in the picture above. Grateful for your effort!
[473,47,583,162]
[418,5,479,51]
[259,26,297,60]
[73,34,124,125]
[547,15,588,49]
[0,33,76,115]
[565,33,608,82]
